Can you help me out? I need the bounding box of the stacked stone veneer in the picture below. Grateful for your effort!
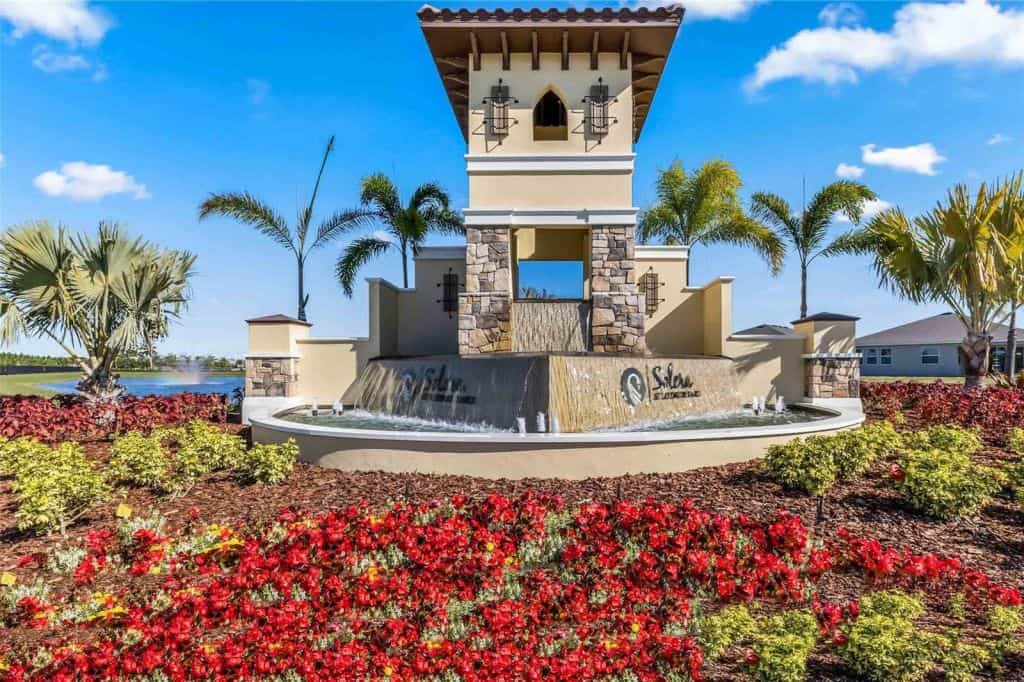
[245,357,299,397]
[459,227,512,354]
[590,225,645,354]
[805,355,860,399]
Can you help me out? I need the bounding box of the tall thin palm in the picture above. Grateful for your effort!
[198,136,367,321]
[751,181,876,319]
[0,221,195,402]
[991,172,1024,378]
[638,160,784,285]
[831,183,1010,388]
[335,174,463,296]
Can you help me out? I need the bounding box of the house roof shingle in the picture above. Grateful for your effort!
[856,312,1023,347]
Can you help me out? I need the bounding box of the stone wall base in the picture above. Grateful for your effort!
[246,357,299,397]
[458,294,511,354]
[805,356,860,399]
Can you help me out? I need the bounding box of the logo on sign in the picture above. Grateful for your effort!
[620,368,646,406]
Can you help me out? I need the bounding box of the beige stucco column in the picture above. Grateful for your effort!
[244,314,311,398]
[793,313,862,401]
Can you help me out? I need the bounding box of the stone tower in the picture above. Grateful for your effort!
[418,4,684,354]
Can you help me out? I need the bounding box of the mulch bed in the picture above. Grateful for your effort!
[2,412,1023,680]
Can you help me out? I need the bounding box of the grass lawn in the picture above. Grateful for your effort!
[0,371,243,396]
[861,375,969,384]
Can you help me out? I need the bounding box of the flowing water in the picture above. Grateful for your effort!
[336,354,746,432]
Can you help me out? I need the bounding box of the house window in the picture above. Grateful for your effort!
[533,90,567,141]
[921,347,939,365]
[879,348,892,366]
[864,348,878,366]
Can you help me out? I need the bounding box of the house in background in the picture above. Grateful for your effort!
[856,312,1024,377]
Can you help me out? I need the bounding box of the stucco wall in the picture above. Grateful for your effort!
[396,257,464,357]
[468,52,633,155]
[794,320,857,355]
[725,336,807,403]
[247,322,308,356]
[469,173,631,210]
[294,339,368,403]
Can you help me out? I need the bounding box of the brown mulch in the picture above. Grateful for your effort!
[1,415,1023,680]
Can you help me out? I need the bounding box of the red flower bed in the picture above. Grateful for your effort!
[862,382,1024,440]
[1,495,1017,681]
[0,393,227,442]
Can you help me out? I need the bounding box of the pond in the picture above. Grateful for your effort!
[40,374,244,397]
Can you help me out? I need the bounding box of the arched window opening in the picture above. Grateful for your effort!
[533,90,568,141]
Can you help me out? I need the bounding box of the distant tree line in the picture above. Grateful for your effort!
[0,352,242,373]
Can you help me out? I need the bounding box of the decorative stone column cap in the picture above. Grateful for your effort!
[802,353,862,360]
[791,312,860,325]
[246,353,301,359]
[245,314,312,327]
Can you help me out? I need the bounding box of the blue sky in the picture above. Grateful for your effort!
[1,0,1022,357]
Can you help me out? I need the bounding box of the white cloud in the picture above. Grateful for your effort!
[33,162,150,201]
[819,2,864,27]
[746,0,1024,92]
[837,198,893,223]
[987,132,1011,145]
[861,142,946,176]
[0,0,111,46]
[246,78,270,105]
[372,230,394,244]
[681,0,763,21]
[32,44,88,71]
[0,152,5,168]
[835,162,865,179]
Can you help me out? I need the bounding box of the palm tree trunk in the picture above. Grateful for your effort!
[800,263,808,319]
[401,241,409,289]
[297,257,306,321]
[960,330,990,389]
[1008,299,1018,379]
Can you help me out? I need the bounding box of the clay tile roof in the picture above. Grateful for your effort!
[245,314,313,326]
[417,5,686,23]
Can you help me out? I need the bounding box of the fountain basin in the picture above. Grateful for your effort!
[249,402,863,480]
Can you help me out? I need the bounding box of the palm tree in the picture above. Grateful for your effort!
[831,183,1010,388]
[0,221,196,402]
[991,172,1024,379]
[750,180,876,319]
[638,160,784,286]
[335,173,463,296]
[198,136,367,321]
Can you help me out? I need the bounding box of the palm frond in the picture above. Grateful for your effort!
[359,173,401,218]
[335,236,392,297]
[702,214,785,274]
[198,192,295,253]
[750,192,799,238]
[421,205,465,236]
[311,208,376,251]
[407,182,451,214]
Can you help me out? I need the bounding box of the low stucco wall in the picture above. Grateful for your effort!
[294,339,367,405]
[725,336,807,403]
[251,403,862,480]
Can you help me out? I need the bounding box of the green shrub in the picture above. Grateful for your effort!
[939,639,990,682]
[108,431,168,489]
[750,609,818,682]
[841,591,940,682]
[166,420,245,491]
[240,439,298,485]
[764,423,901,496]
[906,425,982,456]
[0,437,54,478]
[764,437,837,496]
[1005,428,1024,455]
[987,605,1023,658]
[894,448,1006,520]
[1008,460,1024,505]
[12,442,109,534]
[699,604,756,659]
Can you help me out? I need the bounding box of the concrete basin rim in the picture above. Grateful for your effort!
[249,403,864,445]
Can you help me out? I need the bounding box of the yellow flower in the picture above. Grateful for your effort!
[369,514,383,526]
[426,640,442,650]
[504,556,514,565]
[383,666,394,677]
[0,572,16,587]
[631,623,641,633]
[484,541,495,552]
[148,565,162,575]
[115,503,133,519]
[603,639,618,651]
[366,566,381,583]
